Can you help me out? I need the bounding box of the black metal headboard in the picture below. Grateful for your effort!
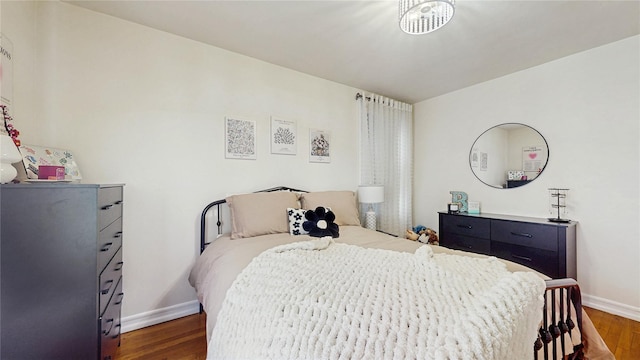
[199,186,306,253]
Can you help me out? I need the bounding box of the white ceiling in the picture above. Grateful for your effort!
[65,0,640,104]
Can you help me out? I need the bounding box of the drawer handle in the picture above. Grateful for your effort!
[115,200,123,205]
[101,280,114,295]
[114,231,123,238]
[103,318,114,335]
[457,224,472,229]
[510,231,533,238]
[115,292,124,305]
[512,254,533,262]
[112,324,121,339]
[101,204,113,210]
[115,261,124,271]
[100,242,113,252]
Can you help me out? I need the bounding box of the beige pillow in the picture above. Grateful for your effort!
[226,191,300,239]
[300,191,361,226]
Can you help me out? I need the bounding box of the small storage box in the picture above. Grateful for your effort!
[38,165,65,180]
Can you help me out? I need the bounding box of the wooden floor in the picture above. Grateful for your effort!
[117,307,639,359]
[116,313,207,360]
[584,307,640,360]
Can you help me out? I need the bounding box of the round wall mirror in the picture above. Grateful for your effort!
[469,123,549,189]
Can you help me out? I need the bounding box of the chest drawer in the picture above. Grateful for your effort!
[442,233,491,254]
[491,242,560,278]
[98,219,123,274]
[99,248,123,315]
[440,214,490,239]
[98,187,123,231]
[491,220,558,251]
[100,277,122,360]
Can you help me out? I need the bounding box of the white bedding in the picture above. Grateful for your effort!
[208,237,545,359]
[189,226,614,360]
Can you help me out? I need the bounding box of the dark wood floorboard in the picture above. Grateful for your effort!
[117,307,638,359]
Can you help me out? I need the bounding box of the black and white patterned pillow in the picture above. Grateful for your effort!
[287,208,309,235]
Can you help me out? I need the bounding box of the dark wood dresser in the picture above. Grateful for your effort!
[439,212,576,278]
[0,183,124,360]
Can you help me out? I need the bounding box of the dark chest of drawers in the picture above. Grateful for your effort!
[439,212,576,278]
[0,183,124,360]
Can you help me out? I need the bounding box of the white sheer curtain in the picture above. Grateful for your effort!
[357,93,413,236]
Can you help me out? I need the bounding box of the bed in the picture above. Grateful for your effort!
[189,186,613,360]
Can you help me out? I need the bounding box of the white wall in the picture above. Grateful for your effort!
[414,35,640,320]
[4,0,638,326]
[3,1,361,328]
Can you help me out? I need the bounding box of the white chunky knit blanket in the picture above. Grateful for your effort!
[208,237,545,360]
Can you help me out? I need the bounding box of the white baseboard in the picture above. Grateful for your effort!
[121,300,201,333]
[583,293,640,322]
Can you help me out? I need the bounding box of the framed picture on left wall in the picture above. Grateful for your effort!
[225,117,257,160]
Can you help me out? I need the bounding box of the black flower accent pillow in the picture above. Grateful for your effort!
[302,207,340,238]
[287,208,309,235]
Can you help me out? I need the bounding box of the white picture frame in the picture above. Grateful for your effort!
[470,148,479,168]
[309,129,331,163]
[480,152,488,171]
[270,117,297,155]
[225,117,257,160]
[1,33,14,107]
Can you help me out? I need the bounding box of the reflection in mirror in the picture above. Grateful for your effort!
[469,123,549,189]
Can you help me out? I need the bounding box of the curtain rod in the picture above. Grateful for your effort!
[355,92,413,110]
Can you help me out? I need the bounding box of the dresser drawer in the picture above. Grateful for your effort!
[98,219,123,274]
[441,233,491,254]
[491,220,558,251]
[440,214,490,239]
[98,187,123,231]
[99,248,123,315]
[100,278,122,360]
[491,242,559,278]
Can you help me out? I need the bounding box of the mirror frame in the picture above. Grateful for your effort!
[469,123,549,189]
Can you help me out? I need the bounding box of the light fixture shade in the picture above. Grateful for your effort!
[358,185,385,204]
[399,0,455,35]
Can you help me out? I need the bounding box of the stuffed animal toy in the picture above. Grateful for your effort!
[406,225,427,241]
[412,227,439,245]
[425,228,439,245]
[303,207,339,238]
[406,229,419,241]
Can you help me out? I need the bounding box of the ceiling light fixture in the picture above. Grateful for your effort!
[399,0,455,35]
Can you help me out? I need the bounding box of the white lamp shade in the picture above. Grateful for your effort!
[358,185,384,204]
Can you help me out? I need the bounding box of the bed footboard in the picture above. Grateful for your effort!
[536,278,584,360]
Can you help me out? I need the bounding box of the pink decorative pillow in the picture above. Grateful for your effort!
[226,191,300,239]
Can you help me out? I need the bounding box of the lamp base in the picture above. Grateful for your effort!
[0,162,17,184]
[365,210,377,230]
[548,217,571,223]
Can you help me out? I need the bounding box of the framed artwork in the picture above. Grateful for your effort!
[470,148,479,168]
[270,117,296,155]
[523,146,543,172]
[309,129,331,163]
[225,117,256,160]
[1,33,13,107]
[480,152,488,171]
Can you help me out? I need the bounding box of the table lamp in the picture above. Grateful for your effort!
[358,185,384,230]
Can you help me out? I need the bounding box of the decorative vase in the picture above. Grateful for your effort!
[1,134,22,183]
